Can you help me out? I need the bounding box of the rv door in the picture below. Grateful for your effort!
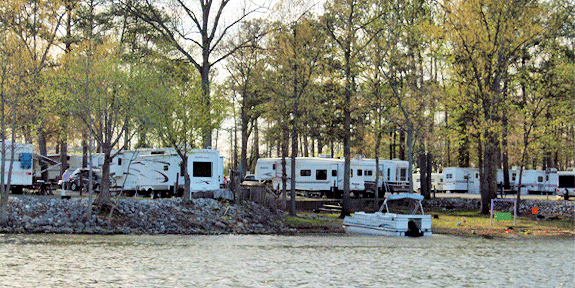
[331,164,339,188]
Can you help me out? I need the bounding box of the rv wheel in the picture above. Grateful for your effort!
[70,182,78,191]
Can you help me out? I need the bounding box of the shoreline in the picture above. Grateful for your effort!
[1,194,573,239]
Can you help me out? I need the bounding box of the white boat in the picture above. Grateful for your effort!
[342,194,432,237]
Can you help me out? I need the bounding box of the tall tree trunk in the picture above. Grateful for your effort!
[445,111,451,167]
[281,117,288,211]
[201,58,212,149]
[340,41,352,218]
[399,130,405,161]
[59,137,68,174]
[502,113,510,189]
[38,128,49,182]
[240,94,248,178]
[254,120,259,169]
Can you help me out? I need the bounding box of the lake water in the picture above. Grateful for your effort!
[1,234,573,287]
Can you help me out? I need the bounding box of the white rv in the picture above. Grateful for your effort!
[431,173,444,191]
[188,149,224,193]
[412,172,444,193]
[254,158,282,181]
[265,157,365,198]
[443,167,480,194]
[109,148,223,197]
[497,168,558,195]
[362,158,410,196]
[1,142,33,193]
[556,170,575,200]
[109,148,184,197]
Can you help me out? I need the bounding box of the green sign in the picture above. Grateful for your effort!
[494,212,513,221]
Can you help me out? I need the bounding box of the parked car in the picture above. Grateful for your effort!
[69,168,101,191]
[242,174,264,185]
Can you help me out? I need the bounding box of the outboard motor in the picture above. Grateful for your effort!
[405,220,424,237]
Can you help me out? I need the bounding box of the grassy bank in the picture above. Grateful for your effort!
[428,209,574,238]
[283,210,574,239]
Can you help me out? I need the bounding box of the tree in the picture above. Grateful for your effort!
[0,31,29,225]
[323,0,387,217]
[265,8,326,214]
[440,0,549,213]
[125,0,263,149]
[63,35,139,208]
[226,19,268,179]
[139,59,220,202]
[0,0,66,182]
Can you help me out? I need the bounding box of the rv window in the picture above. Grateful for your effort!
[118,158,122,166]
[546,175,549,181]
[350,170,353,177]
[400,168,407,181]
[512,173,516,181]
[559,175,575,188]
[358,170,363,176]
[163,165,169,171]
[316,170,327,180]
[387,168,390,181]
[332,170,337,177]
[300,170,311,177]
[476,173,479,178]
[538,176,543,183]
[272,164,276,170]
[446,174,452,179]
[193,161,212,177]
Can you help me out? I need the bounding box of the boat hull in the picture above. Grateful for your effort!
[343,224,432,237]
[343,212,432,237]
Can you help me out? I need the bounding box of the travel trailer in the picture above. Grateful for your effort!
[431,173,444,191]
[256,156,414,198]
[261,156,365,198]
[361,158,410,196]
[497,168,558,195]
[1,142,33,193]
[442,167,480,194]
[413,172,444,193]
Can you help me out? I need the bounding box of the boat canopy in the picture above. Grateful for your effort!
[379,193,425,214]
[385,193,424,201]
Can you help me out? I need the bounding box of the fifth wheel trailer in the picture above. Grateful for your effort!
[108,148,223,197]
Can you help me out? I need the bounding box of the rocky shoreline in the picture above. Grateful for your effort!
[1,195,573,236]
[423,197,575,218]
[1,195,293,235]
